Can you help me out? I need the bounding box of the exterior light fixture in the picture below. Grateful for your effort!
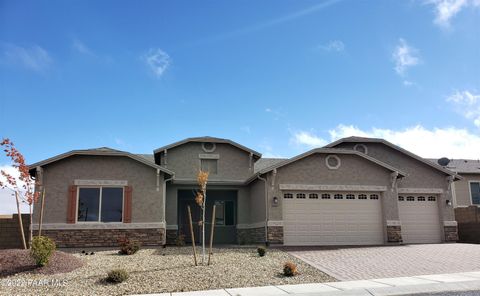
[273,196,279,205]
[446,200,452,206]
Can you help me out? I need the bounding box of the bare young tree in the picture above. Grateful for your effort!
[195,170,209,264]
[0,138,39,249]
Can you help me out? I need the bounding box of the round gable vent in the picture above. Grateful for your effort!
[354,144,368,154]
[325,155,341,170]
[202,142,216,152]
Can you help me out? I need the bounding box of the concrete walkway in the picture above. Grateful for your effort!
[131,271,480,296]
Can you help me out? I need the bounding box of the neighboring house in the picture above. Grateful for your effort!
[28,136,460,247]
[429,159,480,207]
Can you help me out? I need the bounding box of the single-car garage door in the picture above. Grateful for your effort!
[398,195,441,244]
[283,192,384,246]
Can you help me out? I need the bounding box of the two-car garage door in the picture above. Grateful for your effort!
[283,192,384,246]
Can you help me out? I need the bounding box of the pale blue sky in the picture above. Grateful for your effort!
[0,0,479,167]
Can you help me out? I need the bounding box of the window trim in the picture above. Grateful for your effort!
[325,155,341,170]
[468,181,480,206]
[353,144,368,154]
[76,186,124,223]
[200,158,218,175]
[202,142,216,153]
[213,200,235,227]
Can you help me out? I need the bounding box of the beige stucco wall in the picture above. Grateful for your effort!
[335,142,456,222]
[266,153,395,222]
[248,179,266,224]
[159,142,253,181]
[454,173,480,207]
[33,155,164,224]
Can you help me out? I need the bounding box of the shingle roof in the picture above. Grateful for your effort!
[247,148,407,184]
[325,136,460,179]
[254,158,287,173]
[428,158,480,174]
[137,154,155,164]
[28,148,174,176]
[153,136,261,159]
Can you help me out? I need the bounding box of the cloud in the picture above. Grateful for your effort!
[447,90,480,127]
[291,124,480,158]
[240,126,251,134]
[318,40,345,52]
[1,43,52,72]
[142,48,171,78]
[425,0,480,28]
[291,131,328,148]
[392,38,420,76]
[0,165,29,214]
[72,39,94,56]
[265,108,284,120]
[194,0,344,45]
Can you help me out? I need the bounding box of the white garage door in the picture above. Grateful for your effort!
[283,192,384,246]
[398,195,441,244]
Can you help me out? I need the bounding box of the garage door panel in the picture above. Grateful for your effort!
[398,196,441,244]
[283,193,383,246]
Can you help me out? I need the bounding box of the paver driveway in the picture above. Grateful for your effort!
[287,243,480,281]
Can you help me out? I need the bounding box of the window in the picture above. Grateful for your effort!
[470,182,480,205]
[398,196,404,201]
[296,193,306,199]
[325,155,341,169]
[284,193,293,199]
[428,196,436,201]
[77,187,123,222]
[407,196,415,201]
[369,194,379,200]
[417,196,426,201]
[334,194,343,199]
[201,159,218,174]
[321,193,331,199]
[346,194,355,199]
[358,194,367,200]
[214,201,234,226]
[309,193,318,199]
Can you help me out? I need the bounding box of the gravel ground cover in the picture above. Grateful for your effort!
[0,249,83,277]
[0,247,335,296]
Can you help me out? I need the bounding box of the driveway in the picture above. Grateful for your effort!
[287,244,480,281]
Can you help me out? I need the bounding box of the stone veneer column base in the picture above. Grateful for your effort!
[387,225,403,243]
[166,229,178,245]
[444,225,459,242]
[237,227,266,245]
[34,228,165,248]
[267,226,283,244]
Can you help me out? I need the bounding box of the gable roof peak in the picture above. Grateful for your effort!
[325,137,460,179]
[153,136,261,158]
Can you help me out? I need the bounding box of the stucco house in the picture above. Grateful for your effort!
[29,136,460,247]
[429,159,480,208]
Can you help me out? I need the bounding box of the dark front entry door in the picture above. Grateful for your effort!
[178,189,237,244]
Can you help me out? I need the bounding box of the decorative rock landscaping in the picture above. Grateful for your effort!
[0,247,334,296]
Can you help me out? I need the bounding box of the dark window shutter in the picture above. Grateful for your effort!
[123,186,132,223]
[67,185,78,223]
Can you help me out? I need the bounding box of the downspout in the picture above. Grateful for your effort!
[256,174,268,245]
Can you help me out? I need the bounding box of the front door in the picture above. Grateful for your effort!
[178,189,237,244]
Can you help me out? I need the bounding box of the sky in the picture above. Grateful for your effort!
[0,0,479,213]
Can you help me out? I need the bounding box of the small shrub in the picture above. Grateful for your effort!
[30,236,56,267]
[283,262,298,277]
[257,246,266,257]
[106,269,129,283]
[175,234,186,246]
[118,237,140,255]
